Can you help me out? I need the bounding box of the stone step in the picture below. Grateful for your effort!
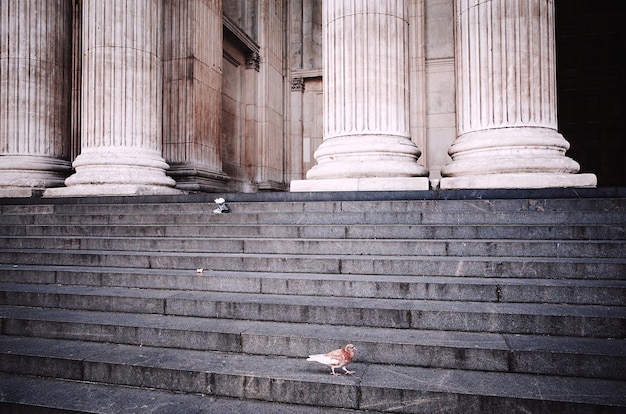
[1,283,624,338]
[0,336,624,413]
[1,235,623,259]
[1,306,623,379]
[2,209,625,226]
[2,222,625,240]
[2,193,624,215]
[1,248,624,279]
[0,373,354,414]
[2,265,623,305]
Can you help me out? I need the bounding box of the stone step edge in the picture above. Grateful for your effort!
[6,208,625,215]
[1,249,625,280]
[4,234,623,244]
[2,237,623,260]
[1,283,624,338]
[0,335,624,412]
[4,194,625,209]
[1,305,623,379]
[5,199,625,214]
[3,224,625,241]
[1,266,625,305]
[0,373,356,414]
[2,282,624,319]
[2,185,624,204]
[2,247,624,264]
[5,211,625,225]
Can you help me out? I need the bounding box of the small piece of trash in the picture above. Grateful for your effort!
[196,268,204,274]
[213,198,230,214]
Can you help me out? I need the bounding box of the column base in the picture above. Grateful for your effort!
[0,155,72,197]
[306,135,429,180]
[43,147,182,197]
[440,173,597,190]
[290,177,430,192]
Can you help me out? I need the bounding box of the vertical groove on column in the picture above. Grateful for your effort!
[1,1,4,152]
[348,0,355,133]
[528,0,537,124]
[355,2,363,133]
[71,0,81,160]
[23,0,30,153]
[402,0,410,133]
[546,0,557,126]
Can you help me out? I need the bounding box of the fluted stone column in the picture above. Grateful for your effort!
[46,0,179,197]
[0,0,72,197]
[440,0,596,189]
[291,0,429,192]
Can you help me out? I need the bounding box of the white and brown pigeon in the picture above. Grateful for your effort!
[306,344,357,376]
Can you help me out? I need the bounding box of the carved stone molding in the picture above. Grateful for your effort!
[291,77,305,92]
[246,51,260,71]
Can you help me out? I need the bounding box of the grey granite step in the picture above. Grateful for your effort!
[1,306,623,379]
[1,235,623,258]
[1,249,624,278]
[2,222,625,240]
[0,336,624,413]
[2,209,624,226]
[1,283,624,337]
[2,195,624,215]
[2,265,623,305]
[0,373,356,414]
[1,192,624,412]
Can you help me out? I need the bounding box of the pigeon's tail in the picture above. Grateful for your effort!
[307,354,333,364]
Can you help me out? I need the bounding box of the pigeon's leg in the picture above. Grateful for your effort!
[330,367,340,376]
[342,367,355,375]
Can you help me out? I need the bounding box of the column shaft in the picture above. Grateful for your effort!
[440,0,596,189]
[47,0,179,196]
[0,0,72,195]
[293,0,428,191]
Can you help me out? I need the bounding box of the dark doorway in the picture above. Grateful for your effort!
[555,0,626,186]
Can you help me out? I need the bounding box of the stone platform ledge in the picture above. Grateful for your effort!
[0,188,46,198]
[290,177,430,192]
[43,184,184,198]
[440,173,597,190]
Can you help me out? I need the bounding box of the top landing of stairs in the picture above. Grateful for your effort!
[2,187,625,206]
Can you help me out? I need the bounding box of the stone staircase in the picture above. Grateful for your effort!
[0,189,624,413]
